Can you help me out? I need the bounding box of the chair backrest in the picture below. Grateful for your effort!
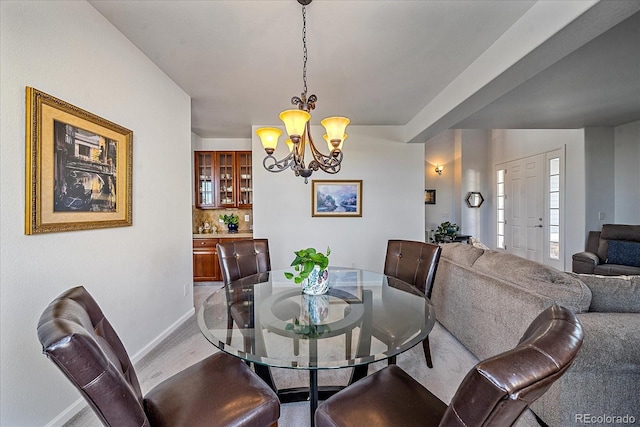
[384,240,442,297]
[217,239,271,285]
[37,286,149,427]
[440,304,584,427]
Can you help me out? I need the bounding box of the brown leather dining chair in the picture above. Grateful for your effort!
[315,304,584,427]
[380,240,441,367]
[217,238,300,356]
[37,286,280,427]
[217,239,271,350]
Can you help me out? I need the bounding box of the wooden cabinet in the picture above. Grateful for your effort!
[236,151,253,208]
[193,238,220,281]
[192,236,253,282]
[194,151,252,208]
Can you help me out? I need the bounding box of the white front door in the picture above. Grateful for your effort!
[504,154,544,263]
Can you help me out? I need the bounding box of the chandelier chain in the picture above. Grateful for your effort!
[302,5,308,97]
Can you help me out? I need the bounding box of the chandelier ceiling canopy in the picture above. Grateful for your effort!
[256,0,350,184]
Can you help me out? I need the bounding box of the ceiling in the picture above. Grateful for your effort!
[89,1,640,142]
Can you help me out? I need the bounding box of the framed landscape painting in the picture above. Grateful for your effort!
[312,180,362,217]
[25,87,133,234]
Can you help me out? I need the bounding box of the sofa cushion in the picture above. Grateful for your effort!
[569,273,640,313]
[439,243,484,267]
[606,240,640,267]
[600,224,640,241]
[594,264,640,276]
[597,224,640,263]
[472,251,592,313]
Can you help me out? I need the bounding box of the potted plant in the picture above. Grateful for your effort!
[219,213,239,233]
[434,221,459,243]
[284,247,331,295]
[285,318,331,339]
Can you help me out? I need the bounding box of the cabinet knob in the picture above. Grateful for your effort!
[201,241,206,245]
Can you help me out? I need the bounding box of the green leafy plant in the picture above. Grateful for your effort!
[284,247,331,284]
[434,221,459,243]
[285,318,331,338]
[219,213,239,225]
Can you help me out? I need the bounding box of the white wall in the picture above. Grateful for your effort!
[424,129,457,235]
[614,120,640,224]
[459,130,491,244]
[584,127,615,230]
[252,125,424,272]
[424,129,491,244]
[490,129,586,266]
[0,2,194,425]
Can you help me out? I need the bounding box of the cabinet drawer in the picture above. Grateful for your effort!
[193,238,218,248]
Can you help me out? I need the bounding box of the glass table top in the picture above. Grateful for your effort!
[197,267,435,370]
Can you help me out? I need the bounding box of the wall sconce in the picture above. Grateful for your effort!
[434,164,444,175]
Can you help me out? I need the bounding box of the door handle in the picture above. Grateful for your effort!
[534,225,543,228]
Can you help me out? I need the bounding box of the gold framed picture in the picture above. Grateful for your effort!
[25,87,133,234]
[311,180,362,217]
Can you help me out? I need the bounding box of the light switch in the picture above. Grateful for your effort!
[598,212,605,220]
[244,214,250,222]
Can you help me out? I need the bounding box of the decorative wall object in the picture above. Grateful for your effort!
[465,191,484,208]
[312,180,362,217]
[425,189,436,204]
[25,87,133,234]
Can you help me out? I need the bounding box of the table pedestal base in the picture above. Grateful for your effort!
[254,364,368,427]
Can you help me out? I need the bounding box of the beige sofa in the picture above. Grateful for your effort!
[431,243,640,426]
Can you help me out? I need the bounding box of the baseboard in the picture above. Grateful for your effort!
[130,307,196,364]
[45,307,196,427]
[44,398,88,427]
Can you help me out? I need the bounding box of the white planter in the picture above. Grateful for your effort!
[301,265,329,295]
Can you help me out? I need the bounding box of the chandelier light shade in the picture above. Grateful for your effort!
[279,109,311,137]
[256,0,350,183]
[256,127,283,154]
[323,133,347,151]
[321,117,350,147]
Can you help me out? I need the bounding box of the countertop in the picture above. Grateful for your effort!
[193,231,253,239]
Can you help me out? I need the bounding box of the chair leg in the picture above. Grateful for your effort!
[345,331,352,359]
[423,336,433,368]
[387,355,397,365]
[226,312,233,345]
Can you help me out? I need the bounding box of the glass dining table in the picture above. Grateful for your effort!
[197,267,435,427]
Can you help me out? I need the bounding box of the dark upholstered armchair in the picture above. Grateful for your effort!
[381,240,441,367]
[315,304,583,427]
[572,224,640,275]
[37,286,280,427]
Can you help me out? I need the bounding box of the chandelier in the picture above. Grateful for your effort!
[256,0,350,184]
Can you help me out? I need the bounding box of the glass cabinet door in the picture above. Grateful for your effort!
[216,152,236,207]
[195,152,214,208]
[237,152,252,208]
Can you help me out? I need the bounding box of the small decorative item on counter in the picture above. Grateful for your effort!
[285,247,331,295]
[203,221,212,233]
[433,221,459,243]
[219,213,239,233]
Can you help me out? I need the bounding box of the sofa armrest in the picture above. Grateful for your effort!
[572,251,600,274]
[573,312,640,371]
